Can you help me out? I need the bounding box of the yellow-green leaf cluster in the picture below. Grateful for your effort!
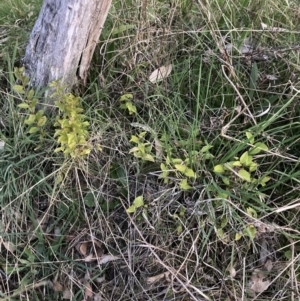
[129,132,155,162]
[126,196,144,213]
[161,156,197,191]
[213,132,270,188]
[235,225,257,241]
[119,93,137,115]
[50,82,91,158]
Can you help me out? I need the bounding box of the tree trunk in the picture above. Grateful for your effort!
[22,0,111,97]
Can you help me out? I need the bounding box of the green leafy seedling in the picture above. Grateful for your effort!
[13,67,47,138]
[129,132,155,162]
[126,196,144,213]
[120,93,137,115]
[213,132,270,190]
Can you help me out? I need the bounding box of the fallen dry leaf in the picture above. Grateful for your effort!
[52,281,64,292]
[264,259,273,272]
[149,64,172,83]
[76,239,104,262]
[227,265,236,278]
[1,240,16,254]
[259,239,270,265]
[266,74,278,81]
[147,272,171,285]
[62,289,72,299]
[95,276,105,283]
[250,271,270,293]
[84,281,93,300]
[98,254,120,264]
[261,22,288,32]
[79,242,88,256]
[79,271,94,301]
[84,253,95,262]
[94,293,102,301]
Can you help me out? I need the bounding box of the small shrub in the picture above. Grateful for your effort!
[50,81,91,158]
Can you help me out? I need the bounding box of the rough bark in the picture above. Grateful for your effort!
[22,0,111,94]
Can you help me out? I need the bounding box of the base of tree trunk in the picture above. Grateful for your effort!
[22,0,111,104]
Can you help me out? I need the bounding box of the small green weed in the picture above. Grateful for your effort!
[126,195,145,213]
[129,131,214,190]
[13,67,47,137]
[213,132,271,196]
[129,132,155,162]
[119,93,137,115]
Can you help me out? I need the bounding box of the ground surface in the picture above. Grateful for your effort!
[1,0,300,300]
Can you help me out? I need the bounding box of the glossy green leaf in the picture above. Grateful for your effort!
[175,164,187,173]
[138,132,147,138]
[214,164,225,173]
[18,103,30,109]
[13,84,25,94]
[80,148,91,156]
[126,205,136,213]
[31,98,38,108]
[249,162,258,172]
[224,161,235,169]
[27,89,35,100]
[133,196,144,208]
[284,250,292,260]
[28,127,39,134]
[235,232,243,241]
[37,116,47,127]
[179,207,185,217]
[221,216,228,228]
[239,151,253,166]
[259,176,271,187]
[24,114,36,125]
[126,102,137,114]
[246,132,255,144]
[184,168,195,178]
[23,77,29,87]
[177,224,183,235]
[249,142,268,155]
[222,177,230,185]
[179,178,191,190]
[120,93,133,101]
[238,169,251,182]
[204,152,214,160]
[201,145,213,153]
[143,153,155,162]
[232,161,242,167]
[217,228,224,238]
[246,207,257,218]
[171,158,183,164]
[129,146,139,153]
[54,147,64,153]
[160,163,167,171]
[244,225,257,239]
[130,135,139,143]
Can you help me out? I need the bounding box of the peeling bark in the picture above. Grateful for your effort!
[22,0,111,97]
